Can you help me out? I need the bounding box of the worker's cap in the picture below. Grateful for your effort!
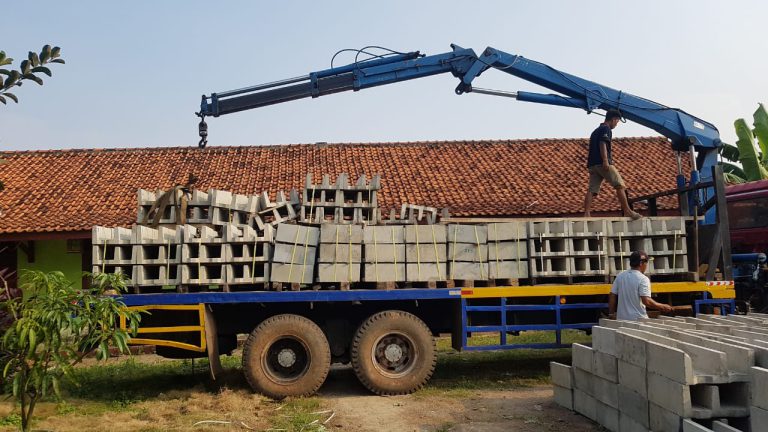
[630,250,653,266]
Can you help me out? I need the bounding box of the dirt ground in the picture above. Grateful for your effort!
[319,365,601,432]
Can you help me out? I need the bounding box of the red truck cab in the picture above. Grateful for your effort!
[726,179,768,253]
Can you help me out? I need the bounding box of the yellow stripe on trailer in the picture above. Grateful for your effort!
[120,303,207,352]
[459,281,735,300]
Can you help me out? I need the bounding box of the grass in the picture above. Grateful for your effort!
[418,330,591,397]
[0,330,590,431]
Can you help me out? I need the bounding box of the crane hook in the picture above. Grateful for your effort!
[197,113,208,149]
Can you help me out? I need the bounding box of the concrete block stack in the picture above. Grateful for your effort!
[400,204,439,224]
[317,224,363,285]
[137,189,178,224]
[252,190,300,231]
[646,217,688,275]
[180,225,227,288]
[131,225,182,288]
[528,219,570,278]
[301,173,380,225]
[271,223,319,285]
[362,225,406,285]
[223,224,272,287]
[568,219,609,279]
[607,217,688,276]
[92,226,134,282]
[487,221,529,280]
[607,218,649,276]
[447,224,488,283]
[555,313,768,432]
[405,225,447,283]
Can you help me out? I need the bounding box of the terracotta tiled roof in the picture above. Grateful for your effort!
[0,138,686,235]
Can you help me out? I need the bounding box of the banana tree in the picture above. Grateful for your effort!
[720,104,768,183]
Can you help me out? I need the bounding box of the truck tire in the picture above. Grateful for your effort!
[242,314,331,399]
[350,310,436,395]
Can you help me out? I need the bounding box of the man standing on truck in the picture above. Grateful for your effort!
[608,251,673,320]
[584,110,642,220]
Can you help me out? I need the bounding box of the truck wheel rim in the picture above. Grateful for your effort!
[263,337,310,383]
[371,332,417,378]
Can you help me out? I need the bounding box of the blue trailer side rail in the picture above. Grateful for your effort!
[118,281,735,352]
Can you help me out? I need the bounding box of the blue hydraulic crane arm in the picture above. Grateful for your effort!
[456,47,722,155]
[198,45,479,118]
[197,43,721,218]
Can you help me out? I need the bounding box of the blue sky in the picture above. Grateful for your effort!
[1,1,766,151]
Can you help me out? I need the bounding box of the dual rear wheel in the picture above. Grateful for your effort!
[241,311,436,398]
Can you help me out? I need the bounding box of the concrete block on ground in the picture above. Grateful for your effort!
[595,400,619,432]
[619,412,650,432]
[488,260,529,279]
[649,402,683,432]
[405,263,447,282]
[319,223,364,243]
[553,385,573,410]
[592,326,618,356]
[363,263,406,282]
[447,224,488,244]
[648,372,692,417]
[752,406,768,432]
[487,241,528,260]
[317,263,361,283]
[448,261,489,281]
[646,339,695,384]
[618,359,647,398]
[592,374,618,408]
[573,389,597,421]
[363,225,405,244]
[619,328,729,383]
[710,382,749,417]
[573,367,594,396]
[404,225,447,243]
[550,362,573,388]
[593,350,618,382]
[487,222,527,241]
[618,384,649,428]
[752,366,768,411]
[270,263,313,284]
[364,244,405,263]
[616,330,647,368]
[712,420,742,432]
[572,343,594,372]
[683,419,714,432]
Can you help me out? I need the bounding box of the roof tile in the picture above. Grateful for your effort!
[0,138,686,234]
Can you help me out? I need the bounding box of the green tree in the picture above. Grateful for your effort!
[0,270,142,432]
[0,45,65,105]
[0,44,65,191]
[720,103,768,183]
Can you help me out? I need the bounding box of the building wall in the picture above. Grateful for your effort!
[17,239,84,288]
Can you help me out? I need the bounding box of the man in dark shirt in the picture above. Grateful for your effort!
[584,110,641,219]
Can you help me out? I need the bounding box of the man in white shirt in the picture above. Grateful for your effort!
[608,251,672,320]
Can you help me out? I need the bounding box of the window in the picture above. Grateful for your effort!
[727,197,768,230]
[66,239,81,254]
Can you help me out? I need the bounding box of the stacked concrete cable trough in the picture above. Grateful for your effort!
[94,174,695,292]
[317,223,363,289]
[551,313,768,431]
